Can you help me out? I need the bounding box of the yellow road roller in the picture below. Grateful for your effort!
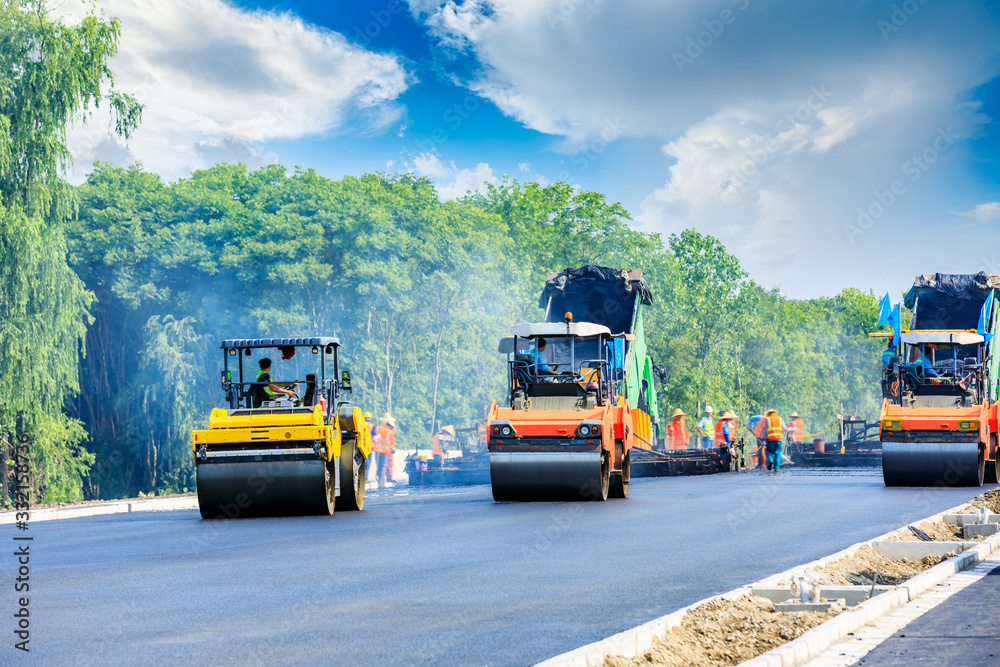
[192,337,371,519]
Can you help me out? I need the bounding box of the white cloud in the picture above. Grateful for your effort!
[412,153,452,179]
[409,0,1000,296]
[60,0,409,181]
[952,202,1000,223]
[410,152,496,199]
[518,162,530,172]
[439,162,496,199]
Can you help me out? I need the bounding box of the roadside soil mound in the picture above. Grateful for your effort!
[815,544,944,586]
[604,595,834,667]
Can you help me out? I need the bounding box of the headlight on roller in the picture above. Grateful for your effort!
[491,421,516,439]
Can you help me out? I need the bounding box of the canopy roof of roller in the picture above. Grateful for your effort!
[510,322,612,339]
[900,331,984,345]
[220,337,340,349]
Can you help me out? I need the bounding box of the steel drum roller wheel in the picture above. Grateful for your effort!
[336,437,366,511]
[196,458,335,519]
[978,444,986,486]
[986,456,999,485]
[597,451,610,501]
[609,445,629,499]
[882,440,984,487]
[985,436,999,485]
[489,450,606,501]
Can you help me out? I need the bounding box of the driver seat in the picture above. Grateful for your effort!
[302,374,317,407]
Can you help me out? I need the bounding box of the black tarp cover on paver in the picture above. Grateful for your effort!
[539,265,653,335]
[903,272,1000,330]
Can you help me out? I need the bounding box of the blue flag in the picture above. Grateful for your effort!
[877,293,891,327]
[887,303,901,347]
[978,290,994,345]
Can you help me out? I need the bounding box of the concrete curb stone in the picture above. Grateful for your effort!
[0,495,198,524]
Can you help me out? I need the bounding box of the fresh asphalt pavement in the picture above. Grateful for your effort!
[18,469,998,666]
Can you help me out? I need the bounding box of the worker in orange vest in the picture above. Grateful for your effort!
[371,413,396,488]
[432,424,455,463]
[787,412,805,447]
[666,409,689,449]
[713,411,735,448]
[764,409,785,471]
[752,415,766,468]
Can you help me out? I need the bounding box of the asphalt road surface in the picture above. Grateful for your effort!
[17,469,998,666]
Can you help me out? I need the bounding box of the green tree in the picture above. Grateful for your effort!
[0,0,141,217]
[0,0,140,503]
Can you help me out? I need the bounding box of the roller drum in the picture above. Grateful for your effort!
[490,451,607,501]
[882,440,984,487]
[197,459,335,519]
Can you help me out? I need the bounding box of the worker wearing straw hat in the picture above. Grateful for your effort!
[432,424,456,461]
[666,409,689,450]
[713,411,736,448]
[786,412,805,448]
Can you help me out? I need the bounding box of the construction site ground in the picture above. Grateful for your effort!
[19,468,999,666]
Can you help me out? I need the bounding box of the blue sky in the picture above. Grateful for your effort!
[61,0,1000,299]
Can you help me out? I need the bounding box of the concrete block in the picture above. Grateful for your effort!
[870,540,971,560]
[750,586,891,607]
[942,512,1000,526]
[963,523,1000,539]
[774,600,844,613]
